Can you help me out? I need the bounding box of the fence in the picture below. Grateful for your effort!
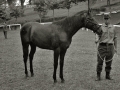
[0,24,21,31]
[0,22,120,31]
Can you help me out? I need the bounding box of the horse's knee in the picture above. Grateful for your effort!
[29,49,36,60]
[29,54,33,59]
[23,54,28,61]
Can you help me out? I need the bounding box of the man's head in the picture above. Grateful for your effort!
[104,13,111,19]
[103,13,111,25]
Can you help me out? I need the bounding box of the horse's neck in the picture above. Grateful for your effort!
[65,18,83,38]
[54,16,83,38]
[66,25,83,38]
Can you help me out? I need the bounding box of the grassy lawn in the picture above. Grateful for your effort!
[0,0,120,89]
[0,27,120,90]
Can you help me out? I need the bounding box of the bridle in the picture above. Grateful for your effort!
[84,14,101,33]
[84,11,101,33]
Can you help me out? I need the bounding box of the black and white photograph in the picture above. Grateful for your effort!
[0,0,120,90]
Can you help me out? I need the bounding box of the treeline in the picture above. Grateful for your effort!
[0,0,87,23]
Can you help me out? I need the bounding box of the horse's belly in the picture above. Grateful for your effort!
[34,42,59,50]
[31,38,52,50]
[37,44,53,50]
[31,34,60,50]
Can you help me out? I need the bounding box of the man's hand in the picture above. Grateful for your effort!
[95,41,98,44]
[114,49,117,54]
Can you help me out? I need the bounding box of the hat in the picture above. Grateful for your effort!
[103,13,111,19]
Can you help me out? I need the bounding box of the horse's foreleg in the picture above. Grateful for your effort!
[60,49,67,83]
[23,44,29,77]
[29,43,36,77]
[53,48,60,83]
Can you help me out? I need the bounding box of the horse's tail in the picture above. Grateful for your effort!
[20,23,32,35]
[20,26,27,35]
[20,23,32,44]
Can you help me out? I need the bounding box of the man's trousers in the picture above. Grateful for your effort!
[97,43,114,73]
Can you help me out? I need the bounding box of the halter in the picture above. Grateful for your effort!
[95,42,118,62]
[84,14,101,33]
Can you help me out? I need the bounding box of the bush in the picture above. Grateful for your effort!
[100,7,106,12]
[0,18,4,23]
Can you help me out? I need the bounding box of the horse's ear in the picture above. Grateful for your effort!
[87,8,93,17]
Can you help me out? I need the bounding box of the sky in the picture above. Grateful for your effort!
[16,0,29,6]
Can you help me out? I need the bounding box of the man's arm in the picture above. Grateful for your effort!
[114,37,117,53]
[3,25,5,31]
[95,34,99,44]
[114,28,117,53]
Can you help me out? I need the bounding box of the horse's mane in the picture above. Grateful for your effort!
[53,10,88,30]
[74,10,88,16]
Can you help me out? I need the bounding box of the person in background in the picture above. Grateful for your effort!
[95,13,117,81]
[3,22,8,39]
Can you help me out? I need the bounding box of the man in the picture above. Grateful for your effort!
[3,22,8,39]
[95,13,117,81]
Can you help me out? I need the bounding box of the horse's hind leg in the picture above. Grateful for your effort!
[23,44,29,77]
[29,43,36,77]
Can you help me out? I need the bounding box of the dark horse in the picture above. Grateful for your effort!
[20,11,102,83]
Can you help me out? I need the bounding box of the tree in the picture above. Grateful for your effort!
[10,3,23,21]
[74,0,87,4]
[0,8,6,20]
[64,0,72,17]
[107,0,110,5]
[0,0,10,22]
[7,0,16,6]
[0,0,5,5]
[81,0,87,1]
[49,1,59,21]
[107,0,111,11]
[20,0,25,9]
[34,0,48,23]
[29,0,32,5]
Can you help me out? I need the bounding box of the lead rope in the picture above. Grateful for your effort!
[95,34,118,62]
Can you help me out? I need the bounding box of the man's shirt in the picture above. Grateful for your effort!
[3,24,8,31]
[96,23,117,44]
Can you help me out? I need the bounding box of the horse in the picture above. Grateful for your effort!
[20,11,102,83]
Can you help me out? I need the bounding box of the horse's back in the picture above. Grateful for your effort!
[20,22,70,50]
[31,22,61,49]
[20,22,60,49]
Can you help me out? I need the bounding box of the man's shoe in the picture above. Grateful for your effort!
[95,76,101,81]
[106,72,113,80]
[95,72,101,81]
[106,76,113,80]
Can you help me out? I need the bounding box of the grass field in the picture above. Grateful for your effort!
[0,27,120,90]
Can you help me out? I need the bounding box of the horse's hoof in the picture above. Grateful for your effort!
[54,80,57,83]
[26,74,29,77]
[31,73,34,77]
[61,79,65,83]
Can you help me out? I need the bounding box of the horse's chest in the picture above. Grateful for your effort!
[59,33,71,49]
[51,33,60,49]
[51,32,71,49]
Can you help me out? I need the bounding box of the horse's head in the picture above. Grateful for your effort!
[83,13,102,35]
